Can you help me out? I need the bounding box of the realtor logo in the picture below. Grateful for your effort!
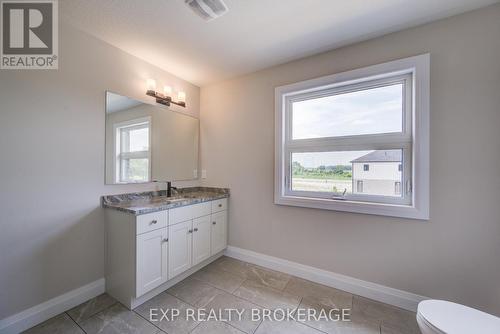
[1,0,58,69]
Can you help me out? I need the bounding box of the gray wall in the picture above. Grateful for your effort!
[200,5,500,315]
[0,20,200,318]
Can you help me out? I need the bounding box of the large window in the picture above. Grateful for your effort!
[275,55,429,219]
[114,117,151,183]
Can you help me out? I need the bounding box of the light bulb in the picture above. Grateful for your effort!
[177,91,186,103]
[146,79,156,93]
[163,85,172,98]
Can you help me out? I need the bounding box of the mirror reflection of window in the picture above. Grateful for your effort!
[105,92,199,184]
[114,117,151,183]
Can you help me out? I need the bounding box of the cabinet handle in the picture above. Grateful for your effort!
[150,220,158,225]
[188,229,193,233]
[193,228,198,232]
[218,204,222,207]
[162,238,168,243]
[212,221,216,225]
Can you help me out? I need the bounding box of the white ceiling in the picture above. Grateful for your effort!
[62,0,497,86]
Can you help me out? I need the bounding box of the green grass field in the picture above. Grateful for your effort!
[292,171,352,180]
[292,161,352,181]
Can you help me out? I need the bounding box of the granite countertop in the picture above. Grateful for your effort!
[102,187,229,215]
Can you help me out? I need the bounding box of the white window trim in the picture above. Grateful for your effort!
[113,116,152,184]
[274,54,430,220]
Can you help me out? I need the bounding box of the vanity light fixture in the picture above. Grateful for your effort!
[145,79,186,107]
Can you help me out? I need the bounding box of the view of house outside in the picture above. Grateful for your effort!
[291,150,402,197]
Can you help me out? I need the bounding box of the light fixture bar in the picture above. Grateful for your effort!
[145,80,186,107]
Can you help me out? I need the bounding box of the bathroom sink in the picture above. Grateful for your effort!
[165,197,189,203]
[149,196,194,204]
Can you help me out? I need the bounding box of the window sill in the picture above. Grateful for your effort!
[274,195,429,220]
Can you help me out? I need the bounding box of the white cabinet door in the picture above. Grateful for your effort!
[211,211,227,255]
[136,228,168,297]
[192,215,211,266]
[168,220,192,279]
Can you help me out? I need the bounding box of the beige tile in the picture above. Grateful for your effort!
[191,321,246,334]
[23,313,84,334]
[167,277,225,308]
[210,257,291,290]
[205,292,262,333]
[254,319,324,334]
[245,266,291,291]
[191,266,245,292]
[134,292,199,334]
[297,298,380,334]
[211,256,254,278]
[233,280,301,310]
[352,296,419,334]
[67,293,117,323]
[284,277,353,309]
[79,303,158,334]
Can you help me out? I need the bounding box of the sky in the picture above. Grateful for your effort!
[292,83,403,139]
[292,83,402,168]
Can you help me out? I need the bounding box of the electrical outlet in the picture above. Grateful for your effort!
[201,170,207,179]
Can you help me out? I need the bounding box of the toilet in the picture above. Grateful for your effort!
[417,300,500,334]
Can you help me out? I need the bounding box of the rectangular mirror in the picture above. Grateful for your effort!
[105,91,199,184]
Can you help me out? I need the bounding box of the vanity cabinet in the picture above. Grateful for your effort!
[211,211,227,254]
[105,197,228,309]
[168,202,223,279]
[136,228,168,297]
[192,215,212,266]
[168,220,192,279]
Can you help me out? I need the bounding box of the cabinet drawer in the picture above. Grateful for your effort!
[211,198,227,213]
[136,211,167,235]
[169,202,211,226]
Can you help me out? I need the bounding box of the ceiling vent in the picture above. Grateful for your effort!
[185,0,228,21]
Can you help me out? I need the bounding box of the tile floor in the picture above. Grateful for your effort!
[23,256,420,334]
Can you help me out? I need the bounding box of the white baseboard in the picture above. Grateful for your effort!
[224,246,427,312]
[0,278,105,334]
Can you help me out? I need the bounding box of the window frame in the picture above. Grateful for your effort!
[113,117,152,184]
[275,54,430,220]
